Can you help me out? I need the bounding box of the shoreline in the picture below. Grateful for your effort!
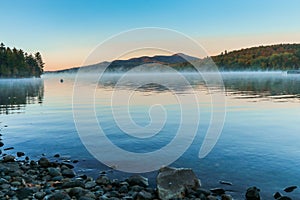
[0,146,297,200]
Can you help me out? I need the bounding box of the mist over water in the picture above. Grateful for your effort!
[0,71,299,199]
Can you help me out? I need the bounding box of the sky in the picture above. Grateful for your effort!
[1,0,300,71]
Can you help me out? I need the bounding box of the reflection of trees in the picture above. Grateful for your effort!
[0,79,44,114]
[98,73,300,100]
[222,74,300,99]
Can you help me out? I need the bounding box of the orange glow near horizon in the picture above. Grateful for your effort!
[43,32,300,71]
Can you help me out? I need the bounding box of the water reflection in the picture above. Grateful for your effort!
[222,72,300,102]
[0,78,44,114]
[98,72,300,101]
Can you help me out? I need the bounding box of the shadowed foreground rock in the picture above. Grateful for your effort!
[156,166,201,200]
[245,186,261,200]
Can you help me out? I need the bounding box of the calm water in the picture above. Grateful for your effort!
[0,72,299,199]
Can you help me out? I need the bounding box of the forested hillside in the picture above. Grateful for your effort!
[0,43,44,78]
[211,43,300,70]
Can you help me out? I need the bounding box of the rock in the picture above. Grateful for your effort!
[283,185,297,193]
[210,188,226,195]
[48,167,61,177]
[219,180,233,186]
[54,153,60,158]
[0,183,10,189]
[131,185,144,192]
[0,141,3,147]
[52,175,63,181]
[96,175,111,185]
[156,166,201,200]
[3,155,15,162]
[119,185,129,193]
[68,187,85,198]
[221,194,233,200]
[127,175,149,187]
[16,152,25,157]
[196,188,211,196]
[62,163,74,169]
[0,178,9,184]
[108,190,120,198]
[15,188,34,199]
[4,147,14,151]
[273,191,282,199]
[207,195,218,200]
[62,180,85,188]
[62,168,76,178]
[85,181,97,189]
[79,196,95,200]
[277,197,292,200]
[38,157,50,167]
[245,186,261,200]
[34,191,46,199]
[11,181,21,187]
[48,191,71,200]
[136,190,152,200]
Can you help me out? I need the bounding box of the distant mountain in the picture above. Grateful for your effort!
[46,43,300,73]
[45,53,199,73]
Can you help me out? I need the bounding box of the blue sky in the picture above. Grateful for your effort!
[1,0,300,70]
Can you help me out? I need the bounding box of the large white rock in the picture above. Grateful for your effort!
[157,167,201,200]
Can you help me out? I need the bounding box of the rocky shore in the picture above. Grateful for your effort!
[0,153,297,200]
[0,134,297,200]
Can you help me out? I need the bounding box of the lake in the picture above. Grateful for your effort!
[0,72,299,199]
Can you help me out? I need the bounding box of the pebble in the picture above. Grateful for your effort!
[221,194,233,200]
[277,197,292,200]
[219,180,233,186]
[96,175,111,185]
[246,186,260,200]
[47,167,61,177]
[16,152,25,157]
[85,181,97,189]
[54,153,60,158]
[127,175,149,187]
[136,190,152,200]
[210,188,226,195]
[62,168,76,178]
[34,191,46,199]
[283,185,297,193]
[274,191,282,199]
[38,157,50,167]
[3,155,15,162]
[4,147,14,151]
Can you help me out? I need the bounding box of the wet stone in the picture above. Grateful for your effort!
[85,181,97,189]
[38,157,50,167]
[62,168,76,178]
[34,191,46,199]
[3,155,15,162]
[283,186,297,193]
[47,167,61,177]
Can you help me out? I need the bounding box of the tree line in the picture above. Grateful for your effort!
[211,43,300,71]
[0,43,44,78]
[172,43,300,71]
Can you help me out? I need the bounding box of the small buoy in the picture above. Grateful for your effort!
[60,79,64,83]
